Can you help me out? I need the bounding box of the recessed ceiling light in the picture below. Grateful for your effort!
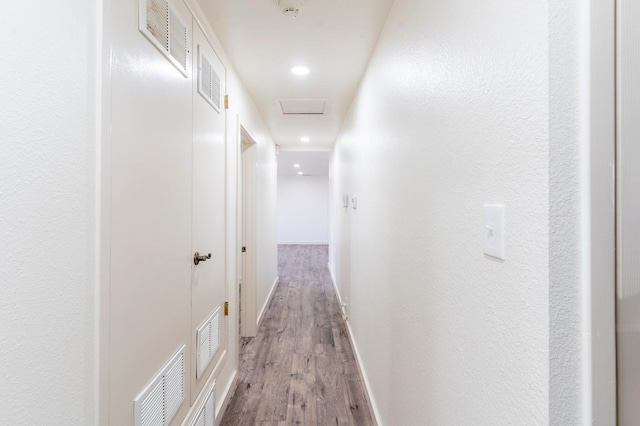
[298,171,303,175]
[293,164,300,168]
[291,66,310,76]
[300,137,310,143]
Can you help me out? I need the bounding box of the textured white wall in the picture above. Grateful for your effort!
[0,1,99,424]
[277,176,329,244]
[331,0,549,423]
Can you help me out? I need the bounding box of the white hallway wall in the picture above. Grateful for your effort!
[330,0,551,423]
[0,1,99,424]
[277,176,329,244]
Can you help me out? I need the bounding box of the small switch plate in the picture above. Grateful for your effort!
[351,196,358,210]
[483,204,505,260]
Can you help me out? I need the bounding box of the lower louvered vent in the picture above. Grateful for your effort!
[197,307,221,378]
[134,345,186,426]
[192,383,216,426]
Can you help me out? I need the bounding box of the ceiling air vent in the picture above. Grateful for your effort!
[139,0,189,76]
[277,98,327,115]
[198,46,222,112]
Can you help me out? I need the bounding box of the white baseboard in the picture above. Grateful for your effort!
[257,276,279,328]
[327,262,346,320]
[327,262,338,296]
[327,266,381,425]
[277,241,329,245]
[215,369,238,424]
[344,321,381,426]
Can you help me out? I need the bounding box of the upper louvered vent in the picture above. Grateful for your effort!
[169,9,187,70]
[192,383,216,426]
[196,307,222,378]
[198,46,222,112]
[145,0,168,50]
[134,345,186,426]
[139,0,188,76]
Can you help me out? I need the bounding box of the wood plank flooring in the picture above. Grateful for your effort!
[221,245,374,426]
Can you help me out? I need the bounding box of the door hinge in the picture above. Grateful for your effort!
[224,301,229,316]
[224,94,229,109]
[242,246,246,253]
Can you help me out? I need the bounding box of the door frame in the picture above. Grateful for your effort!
[237,123,258,337]
[549,0,616,423]
[588,0,617,422]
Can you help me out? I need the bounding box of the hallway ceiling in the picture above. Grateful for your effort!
[278,151,330,176]
[197,0,395,151]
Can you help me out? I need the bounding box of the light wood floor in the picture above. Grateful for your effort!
[220,244,374,425]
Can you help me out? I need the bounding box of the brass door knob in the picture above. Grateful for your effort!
[193,252,212,265]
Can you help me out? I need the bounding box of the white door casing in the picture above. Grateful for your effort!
[240,128,258,337]
[616,0,640,423]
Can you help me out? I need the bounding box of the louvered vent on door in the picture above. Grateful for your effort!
[196,307,221,378]
[198,46,222,112]
[192,383,216,426]
[139,0,188,76]
[169,9,187,71]
[144,0,168,50]
[134,345,186,426]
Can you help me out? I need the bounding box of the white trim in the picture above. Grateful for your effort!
[327,262,335,290]
[215,370,238,422]
[257,277,279,328]
[327,268,379,425]
[98,0,112,422]
[586,0,617,423]
[344,322,381,426]
[239,126,258,337]
[277,241,329,245]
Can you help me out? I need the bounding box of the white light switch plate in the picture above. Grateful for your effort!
[483,204,505,260]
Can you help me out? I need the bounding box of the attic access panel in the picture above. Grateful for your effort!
[277,98,327,115]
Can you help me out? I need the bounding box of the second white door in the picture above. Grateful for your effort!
[190,22,227,403]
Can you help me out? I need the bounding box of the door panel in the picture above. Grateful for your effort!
[109,0,193,424]
[190,22,227,402]
[617,0,640,423]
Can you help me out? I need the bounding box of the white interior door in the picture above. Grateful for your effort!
[190,23,227,402]
[108,0,193,424]
[616,0,640,423]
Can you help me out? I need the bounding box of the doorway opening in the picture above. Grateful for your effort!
[239,125,257,337]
